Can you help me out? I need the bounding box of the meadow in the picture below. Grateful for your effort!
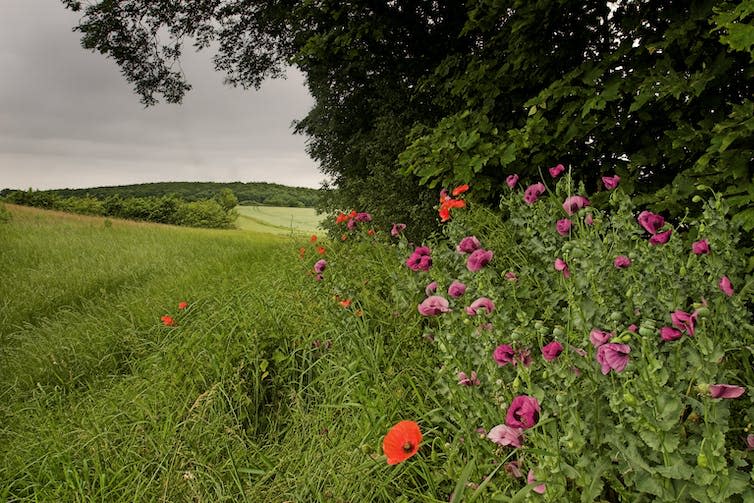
[235,206,322,235]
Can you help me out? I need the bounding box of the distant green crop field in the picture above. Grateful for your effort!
[235,205,323,235]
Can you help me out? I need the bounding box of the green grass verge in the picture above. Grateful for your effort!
[235,206,322,236]
[0,205,438,501]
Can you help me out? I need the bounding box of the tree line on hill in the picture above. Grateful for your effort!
[0,181,320,208]
[2,188,239,229]
[62,0,753,244]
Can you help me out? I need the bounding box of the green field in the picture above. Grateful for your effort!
[0,204,432,501]
[235,205,322,235]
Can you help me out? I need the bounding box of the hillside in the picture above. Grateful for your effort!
[0,181,320,208]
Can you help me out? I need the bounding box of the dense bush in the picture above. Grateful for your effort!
[308,171,754,501]
[4,189,236,229]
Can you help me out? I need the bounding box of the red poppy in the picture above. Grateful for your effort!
[383,420,422,465]
[310,234,317,242]
[335,212,348,224]
[339,299,352,308]
[316,246,326,255]
[161,315,175,326]
[178,302,188,310]
[452,184,469,196]
[367,229,375,236]
[299,247,306,259]
[341,234,348,241]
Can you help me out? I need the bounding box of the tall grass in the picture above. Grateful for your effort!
[0,205,437,501]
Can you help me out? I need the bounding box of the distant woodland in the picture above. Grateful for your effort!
[0,182,321,229]
[0,181,320,208]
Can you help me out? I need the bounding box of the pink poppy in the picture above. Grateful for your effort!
[527,469,546,494]
[467,249,494,272]
[523,183,546,204]
[390,223,406,237]
[719,276,734,297]
[659,326,683,342]
[504,461,524,478]
[613,255,631,268]
[355,212,372,222]
[746,434,754,450]
[627,324,638,333]
[505,395,540,429]
[596,343,631,374]
[458,371,480,386]
[671,310,697,336]
[709,384,746,399]
[456,236,481,254]
[548,163,565,177]
[406,246,432,271]
[556,219,572,236]
[425,281,438,296]
[585,213,594,225]
[506,174,520,189]
[637,211,665,234]
[314,259,327,274]
[692,239,710,255]
[562,195,590,215]
[418,296,451,316]
[554,258,570,278]
[505,271,518,282]
[649,229,672,245]
[315,273,323,281]
[448,280,467,298]
[589,329,614,348]
[487,424,523,448]
[493,344,516,366]
[466,297,495,316]
[602,175,620,190]
[541,341,563,362]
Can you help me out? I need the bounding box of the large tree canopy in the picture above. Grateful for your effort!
[63,0,754,235]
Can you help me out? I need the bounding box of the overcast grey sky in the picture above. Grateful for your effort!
[0,1,322,190]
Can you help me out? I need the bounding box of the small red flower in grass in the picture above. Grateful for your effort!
[161,315,175,326]
[316,246,326,255]
[339,299,352,308]
[298,247,306,259]
[452,184,469,196]
[383,420,422,465]
[310,234,317,242]
[178,302,188,310]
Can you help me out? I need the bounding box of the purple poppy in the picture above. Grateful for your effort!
[562,195,590,215]
[527,470,546,495]
[417,296,451,316]
[541,341,563,362]
[458,371,480,387]
[548,163,565,177]
[554,258,570,278]
[487,424,523,448]
[456,236,481,254]
[589,329,614,348]
[671,310,697,336]
[467,249,493,272]
[346,218,357,230]
[602,175,620,190]
[506,395,540,429]
[692,239,710,255]
[425,281,438,296]
[524,183,546,204]
[448,280,467,298]
[719,276,734,297]
[649,229,672,245]
[390,223,406,237]
[556,219,572,236]
[355,212,372,222]
[406,246,432,271]
[613,255,631,269]
[637,211,665,234]
[493,344,515,366]
[506,174,520,189]
[659,326,683,342]
[466,297,495,316]
[596,343,631,374]
[313,259,327,274]
[709,384,746,399]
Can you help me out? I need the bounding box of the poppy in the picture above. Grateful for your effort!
[316,246,326,255]
[451,184,469,196]
[161,315,175,326]
[298,247,306,259]
[383,420,422,465]
[178,302,188,310]
[339,299,352,308]
[310,234,317,242]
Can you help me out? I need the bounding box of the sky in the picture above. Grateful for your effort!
[0,1,323,191]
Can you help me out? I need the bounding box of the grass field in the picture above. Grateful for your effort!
[0,204,435,501]
[235,205,322,235]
